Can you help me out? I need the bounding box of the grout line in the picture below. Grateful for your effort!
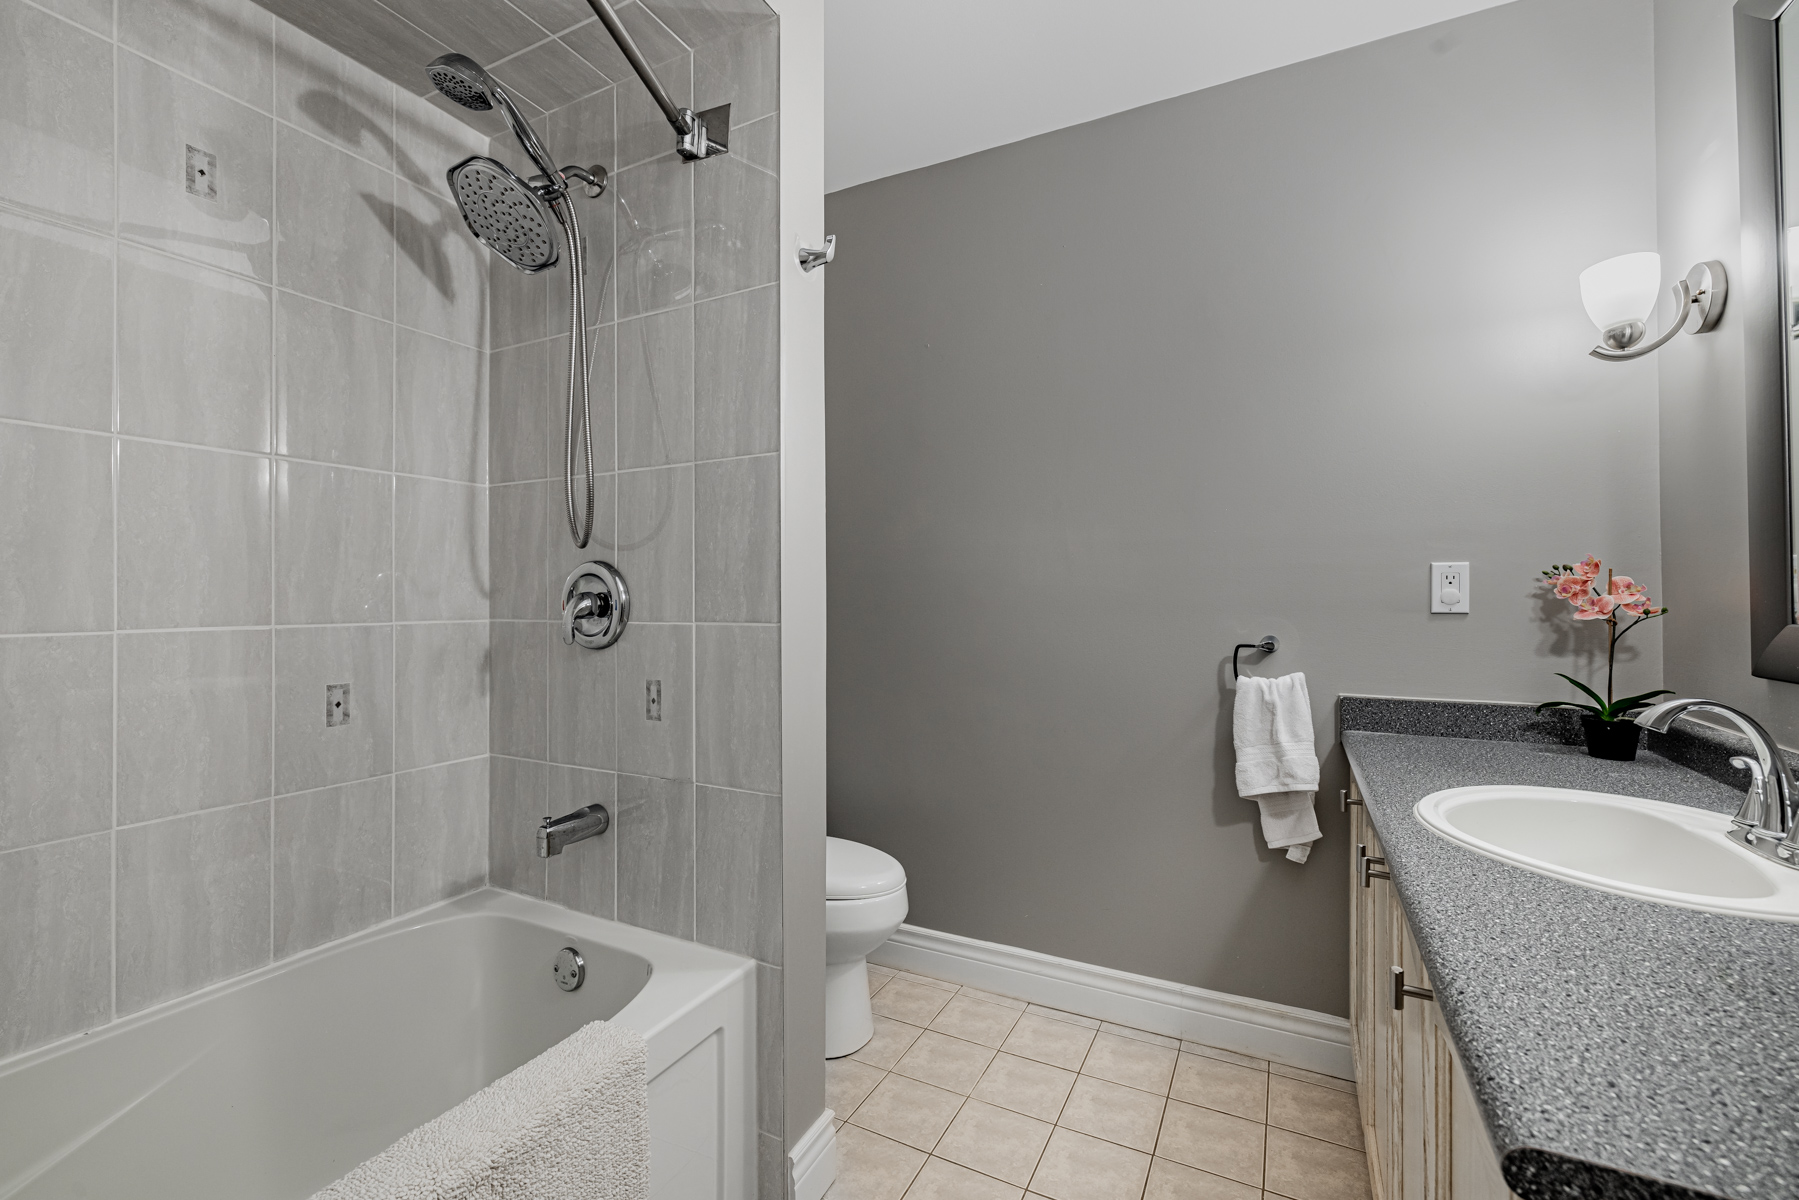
[108,11,120,1024]
[268,24,281,970]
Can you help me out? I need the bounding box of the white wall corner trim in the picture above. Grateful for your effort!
[871,925,1353,1079]
[789,1109,837,1200]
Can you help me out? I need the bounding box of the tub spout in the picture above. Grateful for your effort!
[538,804,610,857]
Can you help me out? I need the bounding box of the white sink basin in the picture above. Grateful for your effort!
[1414,785,1799,921]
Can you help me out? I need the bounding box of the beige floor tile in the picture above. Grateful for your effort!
[1268,1063,1356,1095]
[830,1057,890,1120]
[932,995,1025,1048]
[959,986,1028,1010]
[1267,1075,1362,1150]
[896,970,961,993]
[972,1052,1080,1122]
[1029,1127,1152,1200]
[871,966,897,997]
[1155,1098,1265,1187]
[1180,1043,1269,1072]
[935,1098,1055,1186]
[834,1123,929,1200]
[1057,1075,1166,1153]
[1170,1052,1269,1121]
[875,979,958,1027]
[1002,1013,1098,1071]
[1082,1032,1177,1095]
[1026,1004,1102,1030]
[1263,1128,1371,1200]
[1144,1157,1261,1200]
[855,1016,926,1070]
[851,1073,967,1152]
[894,1030,999,1095]
[1099,1023,1179,1050]
[905,1156,1027,1200]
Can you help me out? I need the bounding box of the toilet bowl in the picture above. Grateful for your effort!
[825,837,908,1058]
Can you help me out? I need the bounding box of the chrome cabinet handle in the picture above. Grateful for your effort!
[1393,966,1435,1010]
[1340,788,1364,812]
[1358,843,1390,888]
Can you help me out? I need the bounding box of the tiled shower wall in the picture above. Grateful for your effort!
[0,0,493,1059]
[479,8,783,1181]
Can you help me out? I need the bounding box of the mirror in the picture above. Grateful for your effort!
[1735,0,1799,680]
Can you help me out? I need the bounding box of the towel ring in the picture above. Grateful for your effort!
[1232,635,1279,680]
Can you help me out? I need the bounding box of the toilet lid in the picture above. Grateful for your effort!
[826,837,906,899]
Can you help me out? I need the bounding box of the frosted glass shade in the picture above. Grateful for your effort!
[1580,252,1662,332]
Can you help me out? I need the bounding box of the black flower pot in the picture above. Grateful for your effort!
[1580,715,1642,762]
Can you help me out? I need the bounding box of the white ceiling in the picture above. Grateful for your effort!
[825,0,1517,192]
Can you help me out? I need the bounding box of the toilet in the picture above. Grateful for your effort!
[825,837,909,1058]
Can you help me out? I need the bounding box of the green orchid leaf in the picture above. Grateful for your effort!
[1604,689,1676,721]
[1554,673,1610,711]
[1537,700,1602,716]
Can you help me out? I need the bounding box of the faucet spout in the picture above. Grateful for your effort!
[538,803,610,858]
[1635,699,1798,854]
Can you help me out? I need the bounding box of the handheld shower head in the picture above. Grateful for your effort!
[427,52,562,187]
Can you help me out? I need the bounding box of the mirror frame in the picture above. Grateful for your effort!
[1736,0,1799,680]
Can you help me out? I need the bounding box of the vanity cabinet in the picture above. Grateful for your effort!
[1348,781,1515,1200]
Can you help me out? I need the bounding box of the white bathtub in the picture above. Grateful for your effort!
[0,889,756,1200]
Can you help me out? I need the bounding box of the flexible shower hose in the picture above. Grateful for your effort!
[557,197,596,549]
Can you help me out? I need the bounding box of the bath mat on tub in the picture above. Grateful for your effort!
[312,1020,648,1200]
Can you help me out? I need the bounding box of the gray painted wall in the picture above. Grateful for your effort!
[1653,0,1799,743]
[824,0,1660,1017]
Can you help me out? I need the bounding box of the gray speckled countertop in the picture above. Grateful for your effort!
[1342,724,1799,1200]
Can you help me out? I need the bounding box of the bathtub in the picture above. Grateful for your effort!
[0,889,755,1200]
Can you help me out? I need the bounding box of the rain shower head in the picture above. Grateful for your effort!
[446,155,557,272]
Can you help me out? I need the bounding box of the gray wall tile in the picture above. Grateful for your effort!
[397,329,487,483]
[394,92,487,202]
[395,621,489,770]
[273,624,394,793]
[0,635,112,851]
[614,156,693,319]
[116,801,271,1014]
[731,115,776,173]
[619,306,694,468]
[31,0,110,36]
[0,212,113,430]
[117,440,272,630]
[0,425,112,634]
[490,338,557,483]
[253,0,450,106]
[616,54,690,170]
[617,465,693,621]
[276,124,396,318]
[491,38,608,112]
[617,773,693,938]
[120,0,274,112]
[273,775,392,957]
[695,285,777,460]
[545,764,617,917]
[490,754,547,896]
[492,480,550,619]
[694,18,777,127]
[696,786,781,962]
[395,758,490,913]
[117,49,274,280]
[696,153,778,299]
[696,623,779,793]
[548,626,617,770]
[118,629,272,824]
[396,476,488,621]
[0,0,114,231]
[564,2,687,87]
[570,320,618,475]
[276,289,394,469]
[616,622,693,780]
[756,963,784,1139]
[0,833,112,1058]
[118,245,272,452]
[380,0,543,64]
[491,620,548,759]
[274,21,395,171]
[396,180,488,349]
[275,460,394,625]
[695,455,777,622]
[489,249,553,350]
[546,472,620,621]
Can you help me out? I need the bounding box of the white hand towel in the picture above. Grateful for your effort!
[1233,672,1322,863]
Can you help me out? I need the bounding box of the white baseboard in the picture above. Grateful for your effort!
[870,924,1353,1079]
[788,1109,837,1200]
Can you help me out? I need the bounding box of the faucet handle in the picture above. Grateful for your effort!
[1730,756,1770,831]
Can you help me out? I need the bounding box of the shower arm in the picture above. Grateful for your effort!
[580,0,730,160]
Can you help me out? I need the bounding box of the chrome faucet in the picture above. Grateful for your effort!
[538,804,610,858]
[1635,699,1799,864]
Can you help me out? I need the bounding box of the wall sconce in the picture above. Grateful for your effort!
[1580,252,1727,361]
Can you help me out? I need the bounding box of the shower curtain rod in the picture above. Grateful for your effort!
[582,0,731,161]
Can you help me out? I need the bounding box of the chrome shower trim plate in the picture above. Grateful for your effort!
[562,560,629,650]
[445,154,559,274]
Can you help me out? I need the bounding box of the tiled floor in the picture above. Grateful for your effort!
[825,967,1370,1200]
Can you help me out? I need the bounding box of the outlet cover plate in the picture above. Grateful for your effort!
[1431,562,1470,614]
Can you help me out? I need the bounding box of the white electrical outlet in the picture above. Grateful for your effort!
[1431,562,1470,613]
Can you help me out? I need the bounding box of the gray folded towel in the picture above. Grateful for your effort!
[312,1020,648,1200]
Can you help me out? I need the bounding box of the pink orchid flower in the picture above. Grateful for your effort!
[1554,575,1589,602]
[1575,556,1603,580]
[1572,595,1617,620]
